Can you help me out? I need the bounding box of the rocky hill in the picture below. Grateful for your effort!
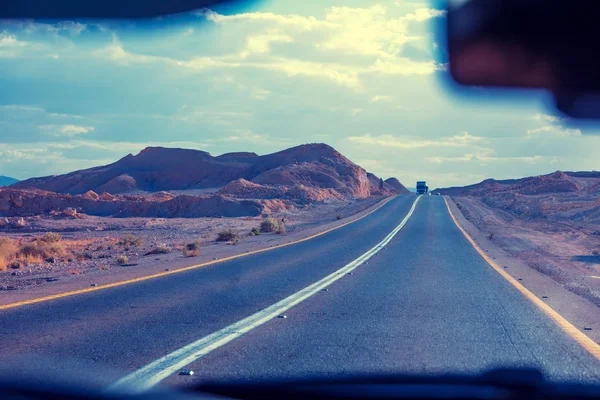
[384,178,411,195]
[0,188,263,218]
[4,144,409,218]
[436,170,600,224]
[14,144,373,197]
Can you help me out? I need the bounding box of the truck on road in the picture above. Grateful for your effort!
[416,181,429,195]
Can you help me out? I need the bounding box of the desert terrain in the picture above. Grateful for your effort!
[0,143,408,291]
[436,171,600,306]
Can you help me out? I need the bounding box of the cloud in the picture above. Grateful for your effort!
[1,20,87,36]
[347,132,485,149]
[203,9,330,31]
[241,30,294,57]
[426,154,545,164]
[39,124,95,137]
[93,37,173,65]
[527,126,582,136]
[370,95,393,103]
[0,31,26,47]
[0,31,29,57]
[0,104,81,118]
[528,113,581,136]
[404,8,446,21]
[533,113,563,123]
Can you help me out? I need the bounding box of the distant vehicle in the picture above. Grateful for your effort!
[416,181,429,195]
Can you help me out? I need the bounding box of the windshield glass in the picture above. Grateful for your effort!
[1,0,600,393]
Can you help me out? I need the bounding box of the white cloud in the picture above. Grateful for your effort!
[241,30,294,57]
[426,154,545,164]
[94,42,170,65]
[404,8,446,21]
[370,95,393,103]
[203,9,330,31]
[347,132,485,149]
[533,113,563,123]
[0,104,81,118]
[39,124,95,137]
[0,31,26,47]
[527,125,582,136]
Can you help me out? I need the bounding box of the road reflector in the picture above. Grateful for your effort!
[179,370,194,376]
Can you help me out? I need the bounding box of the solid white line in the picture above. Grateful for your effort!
[109,196,422,394]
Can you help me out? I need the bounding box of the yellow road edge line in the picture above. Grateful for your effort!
[0,196,398,311]
[443,197,600,361]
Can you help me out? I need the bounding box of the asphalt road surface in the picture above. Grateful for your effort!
[0,195,599,390]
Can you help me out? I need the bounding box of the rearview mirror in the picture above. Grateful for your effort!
[447,0,600,118]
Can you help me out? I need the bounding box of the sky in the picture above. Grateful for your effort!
[0,0,599,189]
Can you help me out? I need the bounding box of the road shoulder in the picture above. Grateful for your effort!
[445,196,600,346]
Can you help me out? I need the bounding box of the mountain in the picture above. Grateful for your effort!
[434,171,590,197]
[384,178,411,194]
[0,176,18,187]
[12,144,408,199]
[434,170,600,224]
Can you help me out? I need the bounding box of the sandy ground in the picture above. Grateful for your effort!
[452,196,600,307]
[0,196,389,294]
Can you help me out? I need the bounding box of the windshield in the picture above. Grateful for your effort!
[1,0,599,393]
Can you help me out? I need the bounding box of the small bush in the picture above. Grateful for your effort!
[186,240,201,251]
[183,240,201,257]
[593,249,600,256]
[116,255,128,265]
[260,217,279,233]
[250,227,261,236]
[145,243,171,255]
[0,237,17,271]
[41,232,62,243]
[18,243,46,260]
[118,233,143,247]
[276,222,286,235]
[336,215,342,220]
[486,233,495,240]
[49,243,67,257]
[217,229,240,242]
[183,248,199,257]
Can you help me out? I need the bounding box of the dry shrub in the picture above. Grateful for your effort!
[0,237,18,271]
[276,222,286,235]
[118,233,143,247]
[217,229,240,243]
[250,227,261,236]
[116,255,128,265]
[260,217,279,233]
[183,248,200,257]
[145,243,171,255]
[183,240,201,257]
[41,232,62,243]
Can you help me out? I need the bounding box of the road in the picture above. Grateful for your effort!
[0,195,599,391]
